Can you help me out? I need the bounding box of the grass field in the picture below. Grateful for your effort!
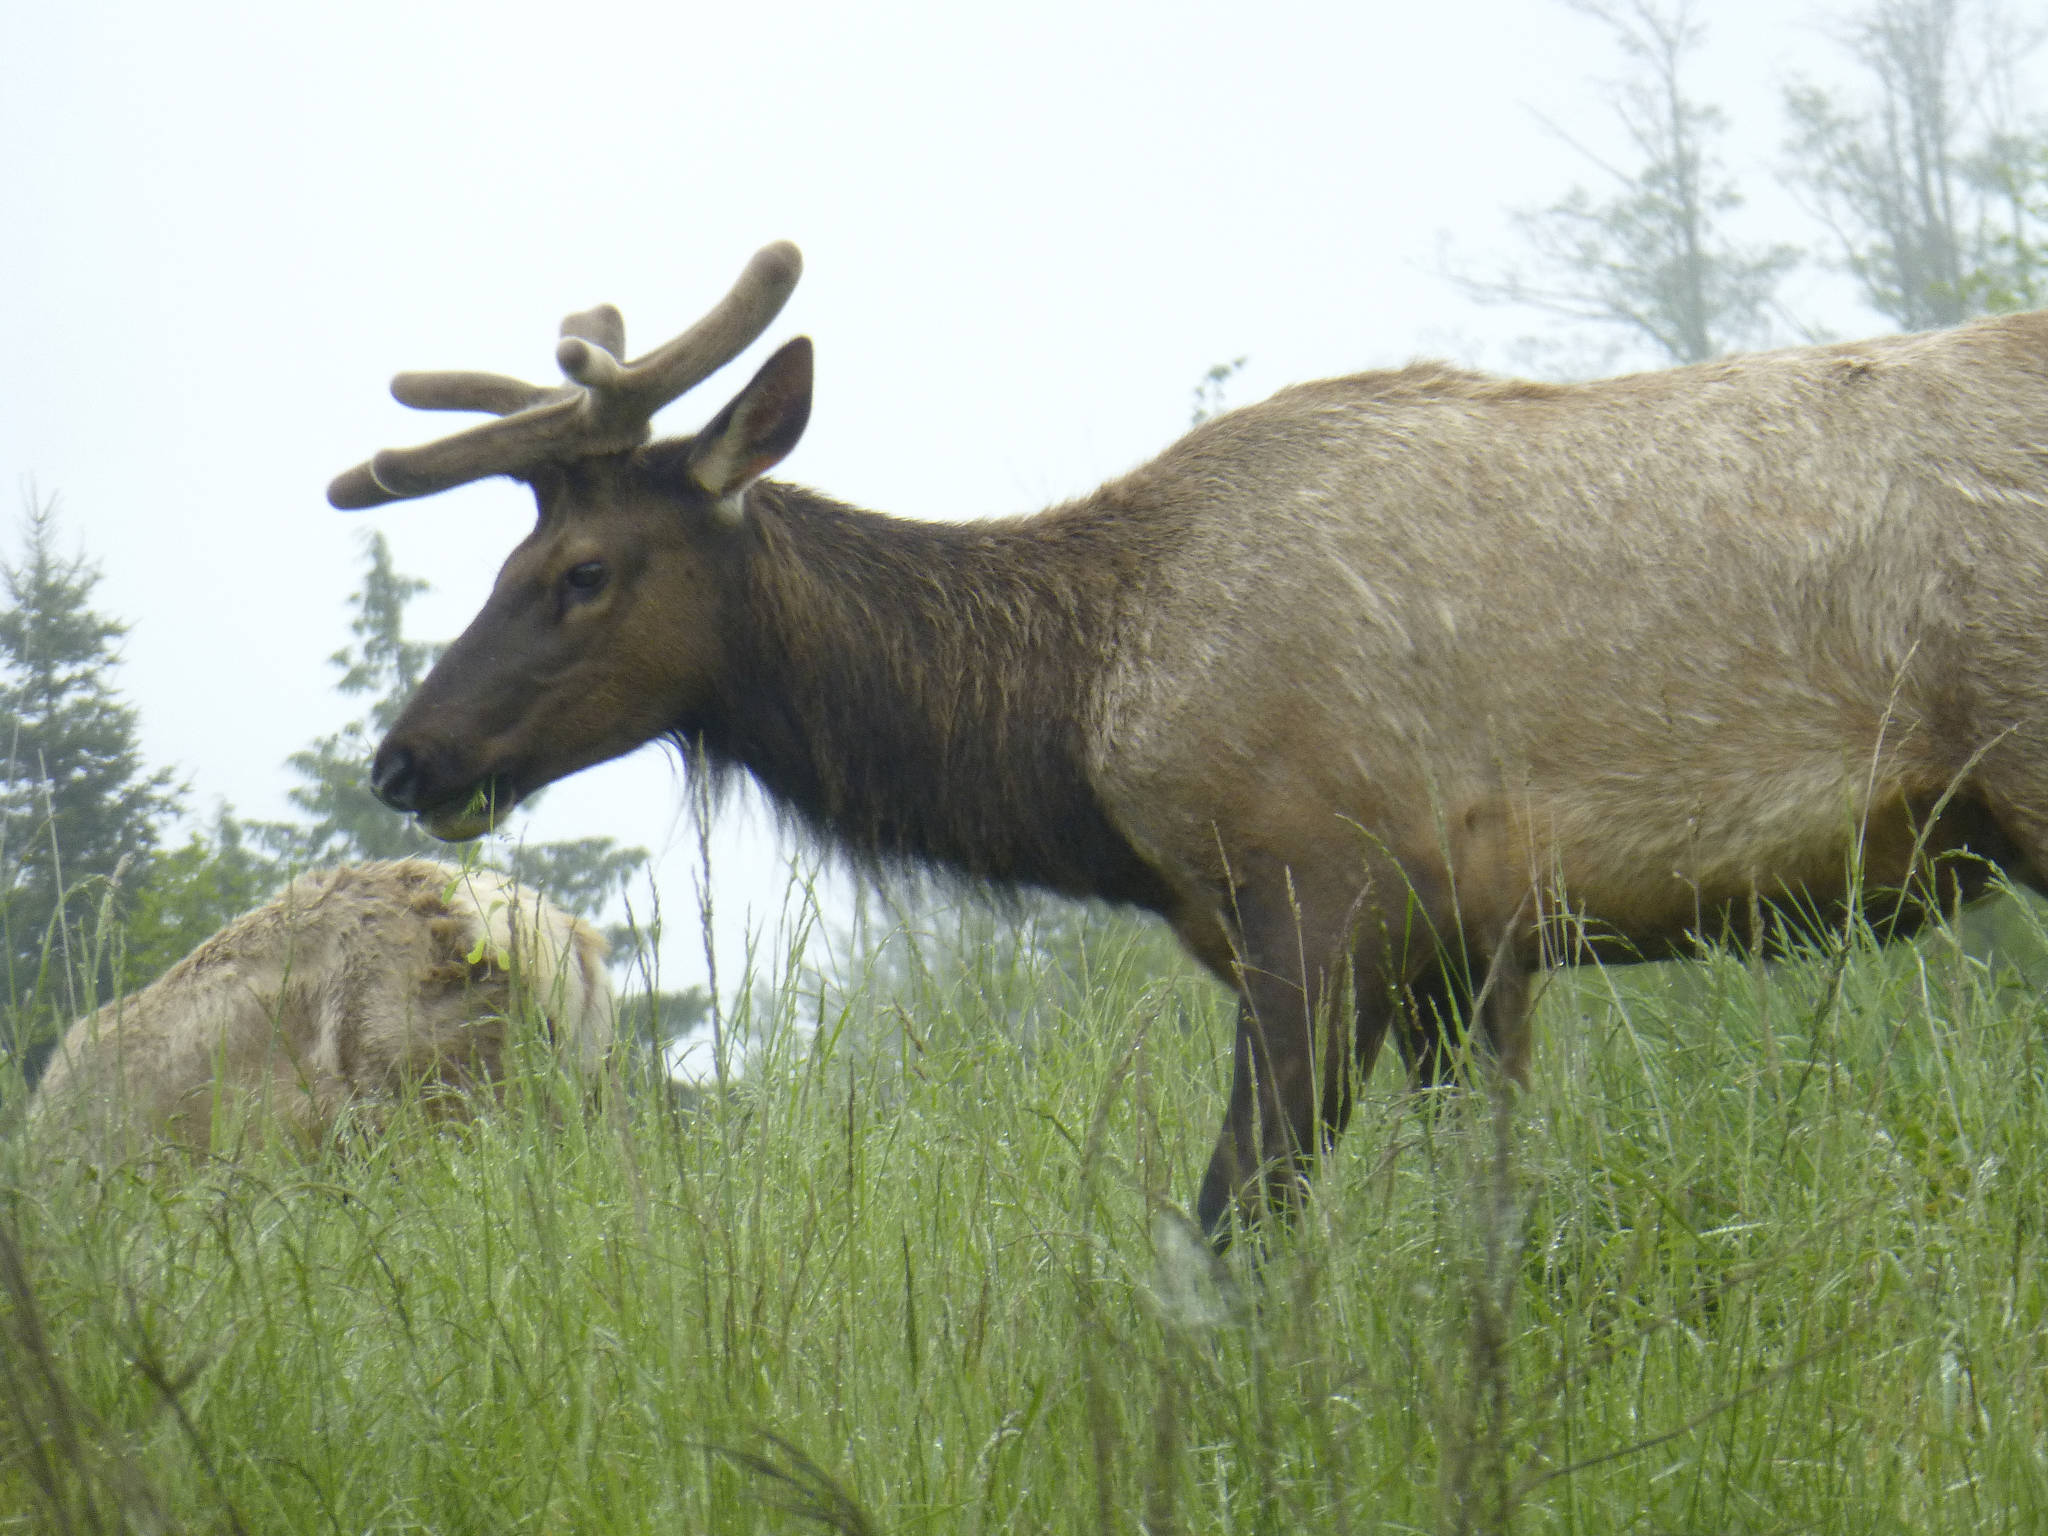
[4,883,2048,1534]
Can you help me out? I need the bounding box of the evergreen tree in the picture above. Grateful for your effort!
[619,986,712,1061]
[120,807,285,987]
[259,533,443,866]
[504,839,654,928]
[1190,358,1247,427]
[0,496,183,1048]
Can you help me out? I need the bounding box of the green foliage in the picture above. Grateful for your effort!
[505,837,653,928]
[256,531,445,868]
[1466,0,1798,366]
[7,892,2048,1531]
[1470,0,2048,361]
[1189,357,1247,426]
[1783,0,2048,328]
[0,496,183,1054]
[617,986,713,1055]
[837,890,1188,1059]
[116,808,286,987]
[0,518,653,1070]
[1961,134,2048,313]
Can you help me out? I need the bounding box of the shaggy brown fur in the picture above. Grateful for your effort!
[30,861,612,1157]
[340,264,2048,1242]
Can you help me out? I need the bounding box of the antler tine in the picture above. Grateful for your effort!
[391,302,628,416]
[609,240,802,417]
[328,461,401,510]
[560,304,625,355]
[391,370,559,416]
[328,395,590,509]
[327,242,804,511]
[329,368,573,507]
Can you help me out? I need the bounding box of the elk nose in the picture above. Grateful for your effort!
[370,743,424,812]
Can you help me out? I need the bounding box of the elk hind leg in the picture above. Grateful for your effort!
[1395,934,1535,1091]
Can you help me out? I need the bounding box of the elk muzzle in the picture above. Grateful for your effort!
[370,738,519,842]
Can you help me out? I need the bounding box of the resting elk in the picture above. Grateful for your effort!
[332,240,2048,1243]
[30,861,612,1156]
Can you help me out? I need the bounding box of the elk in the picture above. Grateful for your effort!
[30,861,612,1156]
[331,241,2048,1242]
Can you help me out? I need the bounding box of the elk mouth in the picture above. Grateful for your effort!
[416,776,521,842]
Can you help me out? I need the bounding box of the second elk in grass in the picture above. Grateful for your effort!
[29,860,612,1158]
[332,242,2048,1244]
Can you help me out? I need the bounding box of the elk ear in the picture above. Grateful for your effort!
[688,336,813,521]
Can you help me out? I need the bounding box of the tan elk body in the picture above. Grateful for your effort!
[332,242,2048,1239]
[30,861,613,1156]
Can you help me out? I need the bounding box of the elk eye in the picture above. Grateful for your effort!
[561,561,608,600]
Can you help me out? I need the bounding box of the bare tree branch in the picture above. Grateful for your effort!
[1783,0,2048,326]
[1456,0,1798,367]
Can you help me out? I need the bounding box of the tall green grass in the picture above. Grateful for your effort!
[5,879,2048,1533]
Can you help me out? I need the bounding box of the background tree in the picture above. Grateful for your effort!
[258,533,443,867]
[1784,0,2048,326]
[1964,133,2048,311]
[1190,358,1247,426]
[117,808,284,988]
[0,523,658,1079]
[0,496,184,1054]
[1460,0,1798,367]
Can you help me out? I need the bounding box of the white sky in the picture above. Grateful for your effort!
[0,0,2025,996]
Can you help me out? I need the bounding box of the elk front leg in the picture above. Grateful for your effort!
[1194,918,1535,1247]
[1196,1001,1326,1244]
[1194,865,1393,1246]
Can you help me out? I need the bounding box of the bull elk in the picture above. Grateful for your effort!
[30,861,612,1156]
[332,240,2048,1242]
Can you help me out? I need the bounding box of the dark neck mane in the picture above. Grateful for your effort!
[688,482,1173,911]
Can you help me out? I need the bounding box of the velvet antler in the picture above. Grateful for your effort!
[329,241,803,509]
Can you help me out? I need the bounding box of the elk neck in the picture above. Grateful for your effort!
[688,481,1178,912]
